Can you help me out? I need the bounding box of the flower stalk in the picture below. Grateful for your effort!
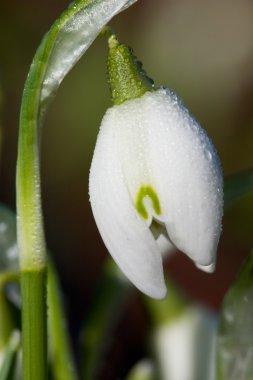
[16,1,138,378]
[21,270,47,380]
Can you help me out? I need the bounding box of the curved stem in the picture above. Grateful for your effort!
[16,1,138,377]
[16,2,92,377]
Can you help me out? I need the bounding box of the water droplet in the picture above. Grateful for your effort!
[204,149,212,161]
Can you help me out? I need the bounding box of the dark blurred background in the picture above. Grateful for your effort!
[0,0,253,378]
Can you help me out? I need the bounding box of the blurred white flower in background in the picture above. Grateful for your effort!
[153,306,217,380]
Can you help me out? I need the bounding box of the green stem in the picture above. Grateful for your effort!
[21,269,47,380]
[16,2,93,378]
[16,2,136,378]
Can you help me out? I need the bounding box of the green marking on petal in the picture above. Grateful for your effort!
[135,186,161,220]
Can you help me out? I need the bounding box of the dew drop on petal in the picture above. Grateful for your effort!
[204,149,213,161]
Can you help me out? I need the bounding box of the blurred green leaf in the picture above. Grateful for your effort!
[217,250,253,380]
[0,275,18,354]
[48,261,77,380]
[80,259,132,380]
[224,170,253,208]
[0,204,19,273]
[0,330,20,380]
[0,203,20,355]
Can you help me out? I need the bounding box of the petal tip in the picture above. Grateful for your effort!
[142,282,167,300]
[195,261,216,273]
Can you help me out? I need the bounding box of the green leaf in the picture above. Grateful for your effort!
[80,259,132,380]
[48,261,77,380]
[0,203,20,353]
[0,330,20,380]
[217,250,253,380]
[224,170,253,208]
[0,203,19,273]
[0,277,18,354]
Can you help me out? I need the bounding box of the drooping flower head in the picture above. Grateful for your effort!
[89,34,223,299]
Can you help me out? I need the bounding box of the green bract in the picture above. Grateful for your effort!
[107,34,154,105]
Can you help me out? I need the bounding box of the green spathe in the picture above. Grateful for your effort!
[135,185,161,220]
[107,35,154,105]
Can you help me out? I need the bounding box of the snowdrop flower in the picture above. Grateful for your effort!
[89,35,223,299]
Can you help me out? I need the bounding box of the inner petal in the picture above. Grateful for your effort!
[135,185,161,223]
[134,185,176,260]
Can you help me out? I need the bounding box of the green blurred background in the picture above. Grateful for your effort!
[0,0,253,377]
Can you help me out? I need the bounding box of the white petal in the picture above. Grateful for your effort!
[141,89,223,267]
[102,89,223,269]
[149,221,175,258]
[195,261,216,273]
[156,233,175,259]
[89,108,166,299]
